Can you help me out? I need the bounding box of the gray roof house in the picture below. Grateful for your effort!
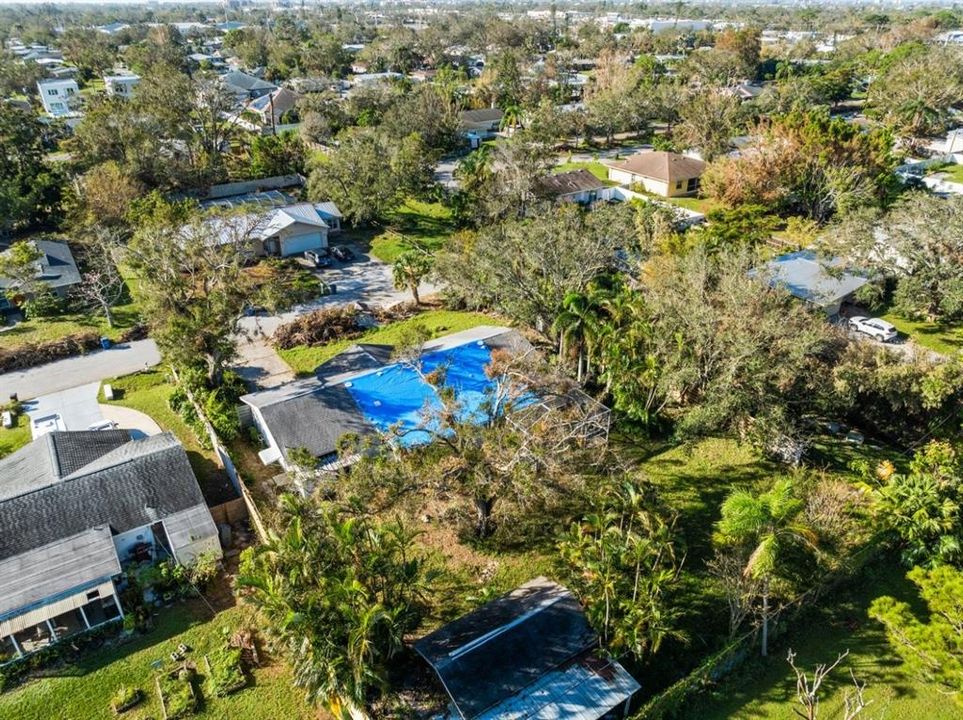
[240,326,532,474]
[221,70,277,101]
[536,169,608,204]
[0,431,220,664]
[414,577,640,720]
[757,250,868,316]
[0,239,81,299]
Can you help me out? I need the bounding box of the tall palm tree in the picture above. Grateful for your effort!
[714,478,818,657]
[553,281,612,382]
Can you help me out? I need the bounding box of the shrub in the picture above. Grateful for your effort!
[22,287,65,318]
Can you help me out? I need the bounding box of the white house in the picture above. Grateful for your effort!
[103,73,140,99]
[603,151,706,198]
[0,431,221,664]
[36,78,79,117]
[194,201,342,258]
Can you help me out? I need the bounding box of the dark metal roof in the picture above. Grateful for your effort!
[315,343,394,379]
[414,577,599,720]
[0,432,209,561]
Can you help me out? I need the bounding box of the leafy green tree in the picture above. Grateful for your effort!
[675,88,743,161]
[0,240,43,301]
[558,478,681,661]
[832,193,963,323]
[0,104,62,232]
[248,131,306,178]
[238,496,429,719]
[436,202,632,336]
[126,203,257,387]
[868,45,963,137]
[868,442,963,567]
[715,478,819,657]
[694,204,780,250]
[869,565,963,703]
[308,129,434,225]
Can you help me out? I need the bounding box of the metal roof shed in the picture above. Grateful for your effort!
[414,577,639,720]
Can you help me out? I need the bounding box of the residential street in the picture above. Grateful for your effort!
[0,339,161,401]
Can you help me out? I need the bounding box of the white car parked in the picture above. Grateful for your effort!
[848,316,898,343]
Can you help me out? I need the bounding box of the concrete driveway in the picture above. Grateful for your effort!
[234,245,437,389]
[22,382,104,437]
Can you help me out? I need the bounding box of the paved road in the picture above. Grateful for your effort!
[234,246,438,388]
[0,339,161,401]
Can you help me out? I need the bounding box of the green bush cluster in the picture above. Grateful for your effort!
[205,646,246,697]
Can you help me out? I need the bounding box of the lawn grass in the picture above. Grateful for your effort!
[370,199,457,263]
[553,160,614,183]
[881,311,963,357]
[939,162,963,184]
[103,370,235,504]
[0,411,31,459]
[0,302,141,350]
[687,560,958,720]
[278,309,497,376]
[0,602,318,720]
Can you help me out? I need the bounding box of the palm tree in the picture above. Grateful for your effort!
[553,281,613,382]
[392,250,432,305]
[714,478,818,657]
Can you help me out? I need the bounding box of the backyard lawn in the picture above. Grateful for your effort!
[880,311,963,357]
[370,199,456,263]
[104,370,236,505]
[0,602,318,720]
[938,162,963,184]
[278,309,498,376]
[687,561,957,720]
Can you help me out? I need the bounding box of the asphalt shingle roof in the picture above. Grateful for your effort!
[536,169,607,198]
[0,432,208,561]
[604,151,706,183]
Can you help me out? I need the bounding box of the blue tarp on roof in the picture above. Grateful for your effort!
[344,341,499,446]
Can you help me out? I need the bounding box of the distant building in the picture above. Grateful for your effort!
[459,108,504,139]
[603,151,705,197]
[103,73,140,99]
[0,431,220,664]
[221,70,277,102]
[415,577,640,720]
[246,87,300,129]
[36,78,78,117]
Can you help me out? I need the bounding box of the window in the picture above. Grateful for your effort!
[46,88,58,96]
[675,180,683,190]
[86,589,99,601]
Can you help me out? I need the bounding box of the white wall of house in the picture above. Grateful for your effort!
[111,525,154,563]
[104,75,139,99]
[37,79,78,116]
[559,189,601,204]
[276,226,328,256]
[606,169,699,198]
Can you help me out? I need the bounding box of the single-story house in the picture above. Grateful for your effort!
[0,239,81,300]
[414,577,640,720]
[220,70,277,101]
[246,87,299,129]
[0,431,221,664]
[240,326,532,473]
[603,151,706,197]
[756,250,868,316]
[536,169,608,204]
[459,108,504,138]
[195,201,341,258]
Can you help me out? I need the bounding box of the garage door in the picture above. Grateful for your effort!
[280,231,324,256]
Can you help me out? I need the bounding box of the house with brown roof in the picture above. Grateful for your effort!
[535,169,608,204]
[603,151,706,198]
